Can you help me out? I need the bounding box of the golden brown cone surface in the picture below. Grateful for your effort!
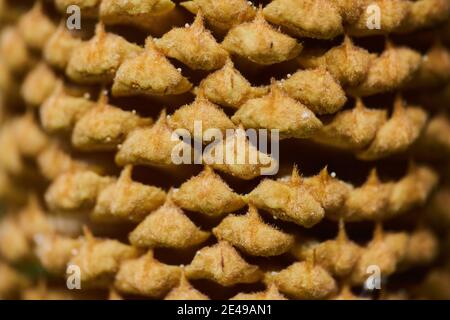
[185,241,262,286]
[213,205,295,256]
[172,166,245,217]
[222,8,302,65]
[129,194,210,249]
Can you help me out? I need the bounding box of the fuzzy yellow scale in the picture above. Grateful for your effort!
[0,0,449,301]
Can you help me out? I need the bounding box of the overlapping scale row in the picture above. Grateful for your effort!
[1,0,450,300]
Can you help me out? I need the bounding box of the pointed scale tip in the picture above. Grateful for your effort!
[366,168,381,186]
[290,165,302,185]
[119,165,133,182]
[373,222,384,242]
[337,219,348,242]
